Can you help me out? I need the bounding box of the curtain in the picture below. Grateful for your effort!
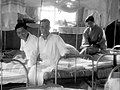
[1,0,26,31]
[106,0,120,26]
[0,0,2,51]
[26,6,38,22]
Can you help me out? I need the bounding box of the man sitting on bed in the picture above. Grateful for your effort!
[28,19,79,86]
[80,15,107,55]
[14,22,38,66]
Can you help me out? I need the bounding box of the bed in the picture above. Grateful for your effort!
[0,51,120,89]
[44,53,120,88]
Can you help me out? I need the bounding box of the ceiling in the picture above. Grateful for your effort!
[25,0,106,13]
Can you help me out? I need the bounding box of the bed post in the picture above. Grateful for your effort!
[0,0,3,89]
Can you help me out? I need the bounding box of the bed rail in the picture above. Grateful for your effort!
[108,65,120,79]
[96,53,120,75]
[94,52,120,90]
[55,54,94,89]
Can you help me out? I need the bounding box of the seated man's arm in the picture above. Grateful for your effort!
[28,47,39,69]
[80,29,90,49]
[56,35,70,56]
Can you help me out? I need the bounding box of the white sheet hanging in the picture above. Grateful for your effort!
[1,0,26,31]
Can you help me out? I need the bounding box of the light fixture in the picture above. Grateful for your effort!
[55,0,63,4]
[71,0,76,2]
[66,2,73,8]
[56,0,59,3]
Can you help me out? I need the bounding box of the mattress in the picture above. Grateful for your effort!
[0,71,26,84]
[44,57,114,81]
[0,60,27,85]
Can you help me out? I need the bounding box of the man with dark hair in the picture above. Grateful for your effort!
[28,19,71,86]
[14,22,38,67]
[85,15,94,23]
[15,23,28,41]
[80,15,107,55]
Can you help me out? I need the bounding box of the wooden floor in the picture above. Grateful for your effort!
[0,83,26,90]
[0,82,104,90]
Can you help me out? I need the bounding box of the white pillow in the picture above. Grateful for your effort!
[66,44,79,55]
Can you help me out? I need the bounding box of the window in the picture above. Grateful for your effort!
[38,6,76,32]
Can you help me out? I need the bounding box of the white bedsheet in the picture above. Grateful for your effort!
[0,71,26,84]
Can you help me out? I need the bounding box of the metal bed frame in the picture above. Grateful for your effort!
[55,54,95,89]
[1,53,119,90]
[94,53,120,90]
[55,53,120,90]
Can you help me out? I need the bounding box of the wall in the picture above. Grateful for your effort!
[2,30,20,50]
[105,21,120,48]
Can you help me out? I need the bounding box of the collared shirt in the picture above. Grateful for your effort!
[38,34,69,67]
[24,33,68,68]
[20,33,38,67]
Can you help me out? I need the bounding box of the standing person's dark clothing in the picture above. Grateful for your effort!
[80,16,107,55]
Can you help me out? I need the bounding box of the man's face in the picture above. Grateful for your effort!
[16,27,28,40]
[40,21,50,35]
[86,21,94,27]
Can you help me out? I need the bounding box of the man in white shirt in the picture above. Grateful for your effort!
[15,22,38,67]
[28,19,70,86]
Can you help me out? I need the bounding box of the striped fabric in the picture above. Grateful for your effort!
[1,0,26,31]
[1,62,26,74]
[43,58,113,80]
[2,0,25,6]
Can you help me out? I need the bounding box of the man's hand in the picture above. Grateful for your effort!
[37,54,42,61]
[27,67,31,72]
